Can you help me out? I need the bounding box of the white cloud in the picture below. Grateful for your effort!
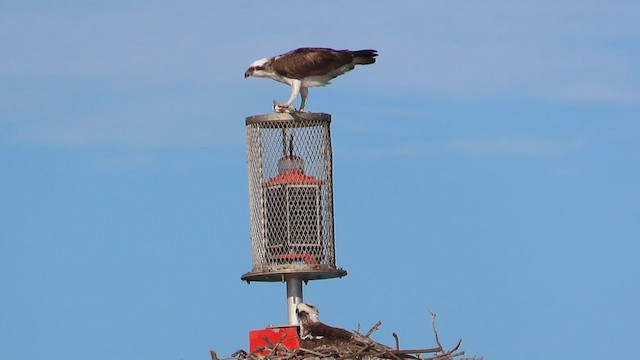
[9,105,238,149]
[2,0,638,153]
[372,2,640,104]
[2,1,638,102]
[356,136,586,160]
[2,79,247,149]
[92,152,155,171]
[0,5,254,82]
[546,82,640,105]
[445,137,586,157]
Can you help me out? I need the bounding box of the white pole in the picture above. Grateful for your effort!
[286,277,303,325]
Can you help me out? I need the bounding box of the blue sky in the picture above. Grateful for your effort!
[1,1,639,359]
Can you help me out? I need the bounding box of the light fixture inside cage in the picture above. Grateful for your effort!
[263,157,324,268]
[242,112,347,325]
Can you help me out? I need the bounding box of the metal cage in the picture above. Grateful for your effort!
[242,112,347,282]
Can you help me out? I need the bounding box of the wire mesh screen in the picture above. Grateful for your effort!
[244,113,343,281]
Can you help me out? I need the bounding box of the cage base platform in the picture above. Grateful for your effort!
[241,267,347,283]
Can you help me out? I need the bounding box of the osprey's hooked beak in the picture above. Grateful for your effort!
[244,68,253,78]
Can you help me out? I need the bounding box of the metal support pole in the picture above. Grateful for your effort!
[286,277,303,325]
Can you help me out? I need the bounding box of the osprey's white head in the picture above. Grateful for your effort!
[296,302,320,325]
[244,57,271,78]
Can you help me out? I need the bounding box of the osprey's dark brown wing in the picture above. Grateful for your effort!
[269,48,356,79]
[305,321,354,341]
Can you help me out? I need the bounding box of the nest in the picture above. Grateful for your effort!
[211,310,481,360]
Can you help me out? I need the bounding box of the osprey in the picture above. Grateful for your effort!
[296,303,421,359]
[244,47,378,111]
[295,303,353,341]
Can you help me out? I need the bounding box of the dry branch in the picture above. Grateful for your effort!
[364,321,383,337]
[392,333,400,350]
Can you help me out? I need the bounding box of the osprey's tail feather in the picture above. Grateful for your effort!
[351,49,378,65]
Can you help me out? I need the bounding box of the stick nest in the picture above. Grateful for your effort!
[211,310,482,360]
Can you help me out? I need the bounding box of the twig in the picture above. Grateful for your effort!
[364,321,382,337]
[392,332,400,350]
[270,331,288,355]
[428,309,444,353]
[433,351,465,360]
[381,350,403,360]
[249,346,266,356]
[450,339,462,353]
[261,335,274,348]
[295,347,328,357]
[230,350,248,358]
[389,347,442,355]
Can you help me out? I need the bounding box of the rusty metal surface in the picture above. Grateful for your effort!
[245,112,331,126]
[241,268,347,283]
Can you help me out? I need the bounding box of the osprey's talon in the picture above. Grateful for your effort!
[273,101,296,113]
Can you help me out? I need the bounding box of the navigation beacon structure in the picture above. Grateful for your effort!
[242,112,346,351]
